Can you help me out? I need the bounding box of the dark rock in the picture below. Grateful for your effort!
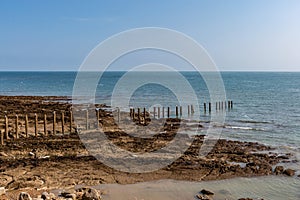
[19,192,32,200]
[274,166,284,175]
[76,187,101,200]
[196,194,213,200]
[200,189,214,195]
[283,168,295,176]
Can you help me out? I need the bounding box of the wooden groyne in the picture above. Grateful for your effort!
[0,101,233,146]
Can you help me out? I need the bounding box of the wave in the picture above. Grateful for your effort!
[225,126,265,131]
[234,120,271,124]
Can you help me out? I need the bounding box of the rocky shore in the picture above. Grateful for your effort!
[0,96,298,199]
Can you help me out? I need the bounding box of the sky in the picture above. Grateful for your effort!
[0,0,300,71]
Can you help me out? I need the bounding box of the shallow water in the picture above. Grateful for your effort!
[98,176,300,200]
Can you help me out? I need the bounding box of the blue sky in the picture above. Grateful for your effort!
[0,0,300,71]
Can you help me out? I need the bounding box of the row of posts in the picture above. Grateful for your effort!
[0,111,73,145]
[129,101,233,121]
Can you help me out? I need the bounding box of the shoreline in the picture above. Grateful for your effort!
[0,95,299,199]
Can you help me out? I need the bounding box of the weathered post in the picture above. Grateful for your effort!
[153,107,156,118]
[96,109,99,128]
[61,111,65,135]
[216,102,218,110]
[219,102,221,110]
[204,103,207,113]
[25,114,28,138]
[158,107,161,118]
[143,107,146,121]
[69,111,73,133]
[44,113,47,136]
[5,115,8,140]
[191,105,194,114]
[53,111,56,135]
[167,107,170,118]
[228,101,231,109]
[175,106,178,118]
[35,113,38,137]
[86,109,89,130]
[162,107,165,118]
[209,102,211,113]
[132,108,136,120]
[180,106,182,116]
[15,114,19,139]
[231,101,233,109]
[138,108,141,123]
[188,105,190,115]
[117,107,120,124]
[0,130,3,145]
[221,101,224,110]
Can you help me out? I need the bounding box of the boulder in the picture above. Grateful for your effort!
[196,194,213,200]
[41,192,56,200]
[283,169,295,176]
[19,192,32,200]
[274,166,284,175]
[76,187,101,200]
[200,189,214,195]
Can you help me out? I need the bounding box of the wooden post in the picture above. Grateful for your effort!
[188,105,190,115]
[219,102,221,110]
[5,115,8,140]
[96,109,100,128]
[228,101,230,109]
[158,107,161,118]
[132,108,135,120]
[153,107,156,118]
[180,106,182,116]
[138,108,141,123]
[0,130,3,145]
[221,101,224,110]
[86,109,89,130]
[162,107,165,118]
[44,113,47,136]
[191,105,194,114]
[69,111,73,133]
[231,101,233,109]
[118,108,120,124]
[167,107,170,118]
[25,114,28,138]
[15,114,19,139]
[143,108,146,121]
[216,102,218,110]
[53,111,56,135]
[204,103,207,113]
[176,106,178,118]
[209,102,211,113]
[61,111,65,135]
[35,113,38,137]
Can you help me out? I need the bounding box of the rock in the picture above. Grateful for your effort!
[60,192,76,200]
[76,187,101,200]
[283,169,295,176]
[41,192,56,200]
[200,189,214,195]
[0,187,6,196]
[19,192,32,200]
[274,166,284,175]
[196,194,213,200]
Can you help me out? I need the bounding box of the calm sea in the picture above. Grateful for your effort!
[0,71,299,160]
